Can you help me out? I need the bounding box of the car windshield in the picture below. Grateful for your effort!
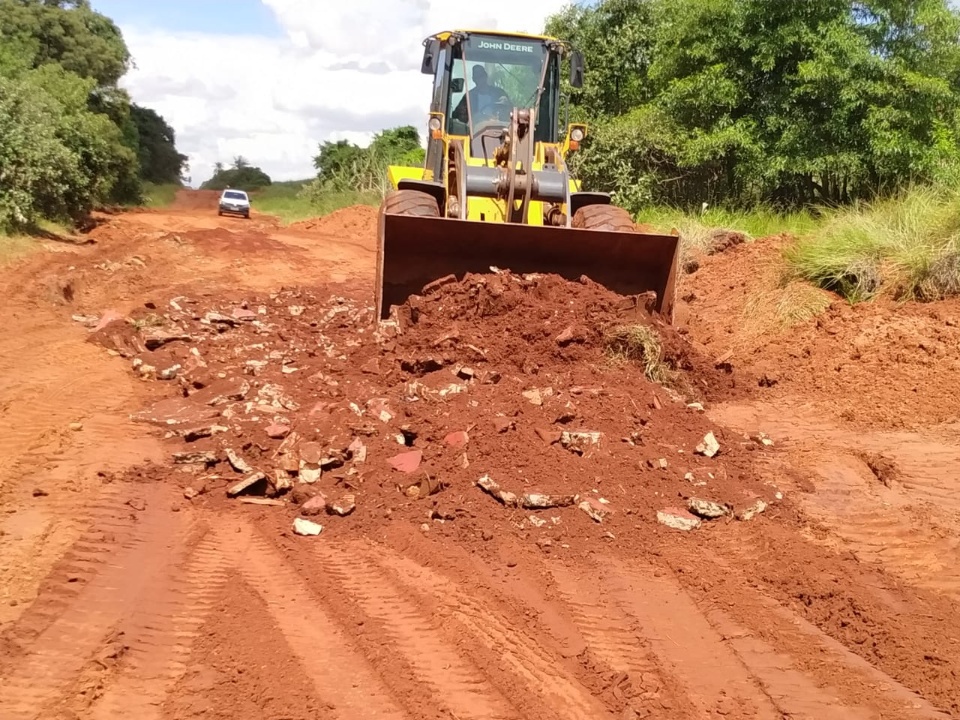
[446,34,558,157]
[224,191,246,200]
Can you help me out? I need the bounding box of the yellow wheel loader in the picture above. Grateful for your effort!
[376,29,680,321]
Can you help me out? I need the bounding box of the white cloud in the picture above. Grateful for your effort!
[119,0,569,186]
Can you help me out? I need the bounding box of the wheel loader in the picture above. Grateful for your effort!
[376,29,679,321]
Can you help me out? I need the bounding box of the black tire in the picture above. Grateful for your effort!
[571,204,635,232]
[381,189,440,217]
[217,210,223,216]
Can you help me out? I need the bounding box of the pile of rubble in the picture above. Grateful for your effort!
[88,269,780,538]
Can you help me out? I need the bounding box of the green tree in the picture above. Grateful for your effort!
[547,0,960,209]
[201,163,272,190]
[0,0,130,87]
[131,104,188,184]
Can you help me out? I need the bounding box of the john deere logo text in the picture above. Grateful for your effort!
[477,40,534,53]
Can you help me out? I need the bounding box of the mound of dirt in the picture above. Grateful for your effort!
[171,189,220,211]
[90,271,781,539]
[680,235,960,428]
[289,205,378,237]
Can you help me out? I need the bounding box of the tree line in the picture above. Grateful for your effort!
[547,0,960,212]
[0,0,187,231]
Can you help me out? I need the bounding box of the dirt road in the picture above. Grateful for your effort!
[1,190,958,719]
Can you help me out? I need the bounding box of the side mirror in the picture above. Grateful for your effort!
[421,38,440,75]
[570,50,584,88]
[450,77,464,93]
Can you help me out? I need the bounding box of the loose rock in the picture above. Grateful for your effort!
[688,497,730,520]
[387,450,422,474]
[476,475,518,506]
[737,499,768,521]
[657,507,701,531]
[293,517,323,536]
[521,492,578,510]
[227,472,267,497]
[579,497,613,523]
[225,448,253,473]
[696,432,721,458]
[329,494,356,517]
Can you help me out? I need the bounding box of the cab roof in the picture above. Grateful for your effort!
[428,29,560,44]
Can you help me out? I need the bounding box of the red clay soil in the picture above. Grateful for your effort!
[679,234,960,428]
[91,270,774,541]
[4,198,960,720]
[288,204,378,236]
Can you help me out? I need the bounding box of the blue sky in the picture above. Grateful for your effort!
[90,0,283,37]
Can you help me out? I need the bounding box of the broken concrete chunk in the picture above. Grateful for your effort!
[227,472,267,497]
[299,461,322,484]
[239,498,285,507]
[225,448,253,473]
[179,424,227,442]
[348,437,367,463]
[579,497,614,523]
[444,431,469,448]
[752,432,775,447]
[696,432,721,458]
[158,364,181,380]
[535,428,562,445]
[329,494,356,517]
[476,474,518,507]
[423,274,458,295]
[141,327,192,350]
[494,417,515,434]
[271,469,294,493]
[657,507,702,532]
[688,497,730,520]
[522,388,544,406]
[293,517,323,536]
[173,450,218,465]
[298,442,324,465]
[300,493,328,517]
[736,499,768,521]
[405,475,443,499]
[387,449,422,474]
[560,431,603,456]
[522,493,578,510]
[265,423,291,439]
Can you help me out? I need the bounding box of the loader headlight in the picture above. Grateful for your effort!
[570,128,585,142]
[428,116,442,131]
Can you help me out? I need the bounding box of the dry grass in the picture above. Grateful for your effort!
[603,324,677,385]
[785,185,960,302]
[0,235,35,265]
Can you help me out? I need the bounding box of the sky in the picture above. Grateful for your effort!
[90,0,574,186]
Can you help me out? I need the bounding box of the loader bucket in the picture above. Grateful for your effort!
[376,213,680,322]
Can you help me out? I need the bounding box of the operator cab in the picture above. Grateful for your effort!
[421,30,583,164]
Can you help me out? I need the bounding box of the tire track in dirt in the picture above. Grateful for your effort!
[608,559,918,720]
[604,561,780,719]
[547,565,695,717]
[707,531,957,718]
[211,518,409,720]
[0,321,162,622]
[368,545,611,720]
[85,529,233,720]
[311,543,520,720]
[1,482,131,638]
[0,489,190,720]
[804,457,960,598]
[710,403,960,599]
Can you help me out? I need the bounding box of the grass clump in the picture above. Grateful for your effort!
[785,185,960,302]
[141,183,180,208]
[0,234,35,265]
[635,205,819,255]
[253,181,380,224]
[604,324,676,385]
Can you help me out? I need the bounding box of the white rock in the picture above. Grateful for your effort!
[696,432,721,458]
[657,509,702,532]
[293,518,323,536]
[688,497,729,519]
[737,499,768,521]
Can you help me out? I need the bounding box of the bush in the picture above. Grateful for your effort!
[785,185,960,302]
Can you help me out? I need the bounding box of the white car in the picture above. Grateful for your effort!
[218,189,250,218]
